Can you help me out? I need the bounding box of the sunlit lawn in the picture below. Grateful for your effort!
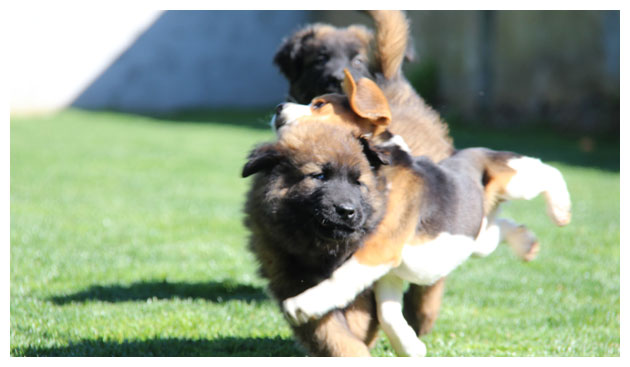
[10,109,619,356]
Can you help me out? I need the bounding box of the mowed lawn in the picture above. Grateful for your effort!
[10,109,619,356]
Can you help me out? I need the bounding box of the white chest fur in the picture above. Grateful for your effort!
[392,232,479,285]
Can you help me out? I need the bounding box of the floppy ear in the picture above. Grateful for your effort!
[242,144,285,178]
[274,26,319,82]
[273,35,302,81]
[359,137,391,170]
[342,69,392,127]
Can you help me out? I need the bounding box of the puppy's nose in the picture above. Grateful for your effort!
[335,203,356,220]
[275,103,285,115]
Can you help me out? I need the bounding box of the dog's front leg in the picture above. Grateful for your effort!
[375,274,427,357]
[283,258,392,325]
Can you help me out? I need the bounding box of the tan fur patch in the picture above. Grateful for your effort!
[403,279,446,336]
[343,291,380,348]
[311,312,373,356]
[483,165,517,214]
[354,167,423,266]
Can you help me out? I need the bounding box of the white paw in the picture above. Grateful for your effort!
[403,339,427,357]
[541,165,571,226]
[544,191,572,226]
[282,296,319,325]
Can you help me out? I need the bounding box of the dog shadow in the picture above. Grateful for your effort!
[12,336,304,357]
[49,280,268,305]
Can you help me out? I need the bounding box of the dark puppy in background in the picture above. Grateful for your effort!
[273,10,452,344]
[274,11,453,161]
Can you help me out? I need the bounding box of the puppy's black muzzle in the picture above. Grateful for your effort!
[273,103,287,130]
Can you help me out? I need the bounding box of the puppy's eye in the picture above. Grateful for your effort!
[310,172,326,181]
[352,54,365,67]
[312,101,326,109]
[351,173,363,186]
[316,52,329,63]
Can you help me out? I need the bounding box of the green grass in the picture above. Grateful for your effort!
[10,109,619,356]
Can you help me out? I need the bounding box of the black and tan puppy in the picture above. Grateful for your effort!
[273,76,571,357]
[243,56,424,356]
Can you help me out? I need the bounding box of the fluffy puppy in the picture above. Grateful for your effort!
[276,75,571,357]
[243,63,427,356]
[243,123,385,356]
[274,10,453,341]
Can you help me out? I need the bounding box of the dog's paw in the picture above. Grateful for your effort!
[521,241,540,262]
[506,225,540,262]
[545,191,572,226]
[401,339,427,357]
[282,296,317,325]
[542,166,571,227]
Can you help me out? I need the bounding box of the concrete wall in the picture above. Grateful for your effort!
[72,11,309,113]
[9,10,309,114]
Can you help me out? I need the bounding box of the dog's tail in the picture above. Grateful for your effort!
[367,10,412,80]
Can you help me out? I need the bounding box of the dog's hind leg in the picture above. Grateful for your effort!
[375,274,427,357]
[294,309,374,356]
[496,217,540,261]
[472,213,540,261]
[503,157,571,226]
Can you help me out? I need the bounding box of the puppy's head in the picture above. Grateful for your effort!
[272,69,392,138]
[274,23,374,103]
[243,120,386,247]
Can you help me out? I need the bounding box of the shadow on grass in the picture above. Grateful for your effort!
[49,280,268,305]
[12,336,304,357]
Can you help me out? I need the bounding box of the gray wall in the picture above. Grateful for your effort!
[316,10,620,134]
[73,11,309,113]
[71,10,619,134]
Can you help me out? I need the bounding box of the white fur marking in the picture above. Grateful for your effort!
[505,157,571,226]
[382,134,411,153]
[471,217,501,258]
[392,232,478,285]
[375,274,427,357]
[282,258,391,324]
[273,103,312,135]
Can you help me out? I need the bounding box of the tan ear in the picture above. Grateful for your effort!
[343,69,392,127]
